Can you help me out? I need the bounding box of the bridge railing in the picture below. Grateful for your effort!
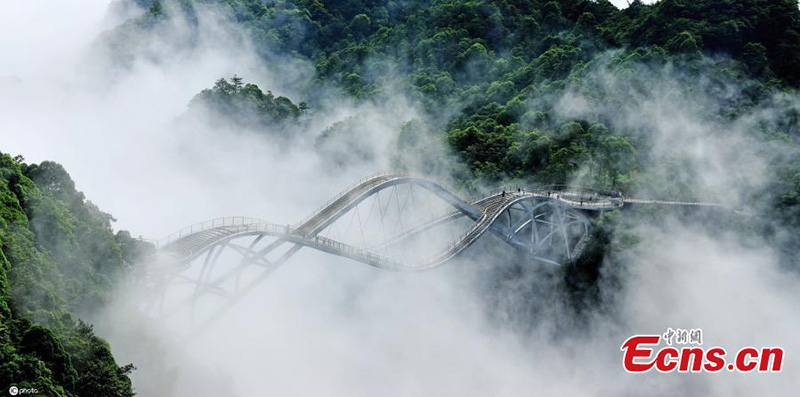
[291,171,414,229]
[291,170,489,231]
[534,187,624,208]
[536,184,624,200]
[311,233,401,268]
[153,181,621,251]
[239,221,401,267]
[472,185,623,209]
[151,175,626,247]
[154,216,265,249]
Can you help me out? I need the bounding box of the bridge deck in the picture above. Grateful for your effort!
[149,172,724,274]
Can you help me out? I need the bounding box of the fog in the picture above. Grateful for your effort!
[2,1,798,396]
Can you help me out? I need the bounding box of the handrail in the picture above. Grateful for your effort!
[291,171,412,229]
[150,219,403,269]
[153,216,267,249]
[290,170,477,229]
[623,198,724,206]
[144,173,734,276]
[155,183,623,250]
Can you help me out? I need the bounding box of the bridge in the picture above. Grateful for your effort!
[139,171,727,327]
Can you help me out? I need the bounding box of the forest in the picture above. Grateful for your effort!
[166,0,800,193]
[0,154,147,395]
[174,0,800,262]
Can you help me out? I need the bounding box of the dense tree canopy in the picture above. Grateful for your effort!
[189,76,307,131]
[120,0,792,190]
[139,0,799,258]
[0,153,145,396]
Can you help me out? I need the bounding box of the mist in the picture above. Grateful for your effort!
[2,1,799,396]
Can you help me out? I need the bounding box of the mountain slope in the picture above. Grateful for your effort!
[0,153,146,396]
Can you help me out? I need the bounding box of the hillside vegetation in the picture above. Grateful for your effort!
[123,0,799,190]
[0,154,146,396]
[118,0,800,252]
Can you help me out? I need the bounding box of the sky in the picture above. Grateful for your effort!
[609,0,633,8]
[609,0,656,9]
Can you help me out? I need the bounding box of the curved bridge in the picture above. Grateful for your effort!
[148,172,621,274]
[142,172,732,328]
